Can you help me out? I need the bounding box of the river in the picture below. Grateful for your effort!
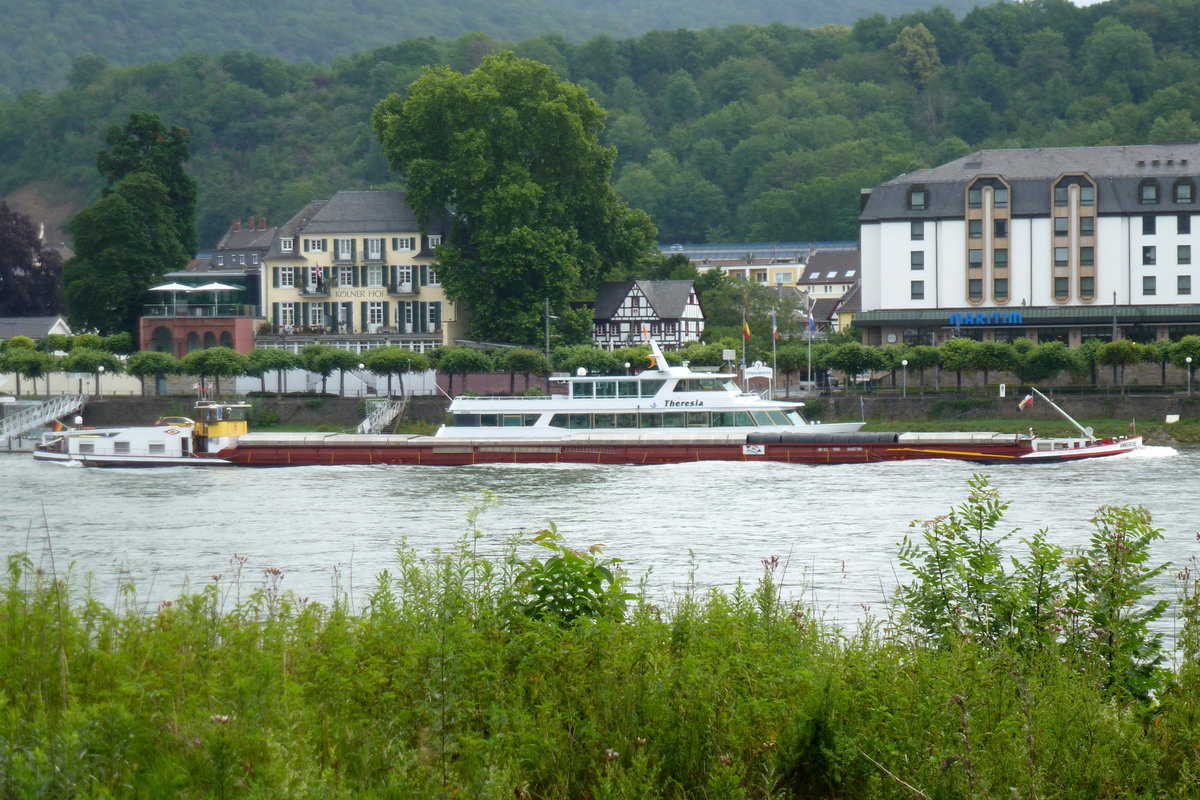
[2,445,1196,631]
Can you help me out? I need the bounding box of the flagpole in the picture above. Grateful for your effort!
[741,308,747,388]
[771,309,777,399]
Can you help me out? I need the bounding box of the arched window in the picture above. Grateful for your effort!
[187,332,200,352]
[1139,179,1160,205]
[203,331,217,349]
[219,331,234,348]
[150,326,173,353]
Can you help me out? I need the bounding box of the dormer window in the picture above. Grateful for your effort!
[908,186,927,210]
[281,237,294,253]
[1175,179,1195,204]
[1139,179,1160,205]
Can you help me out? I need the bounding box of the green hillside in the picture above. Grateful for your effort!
[1,0,1198,250]
[0,0,986,98]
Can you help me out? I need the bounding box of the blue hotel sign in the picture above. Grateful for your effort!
[948,311,1023,326]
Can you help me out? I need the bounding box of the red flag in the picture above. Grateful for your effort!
[1018,394,1034,411]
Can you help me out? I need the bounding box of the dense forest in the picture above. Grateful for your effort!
[2,0,1199,249]
[0,0,985,98]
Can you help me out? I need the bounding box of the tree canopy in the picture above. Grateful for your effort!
[373,52,657,345]
[0,201,63,316]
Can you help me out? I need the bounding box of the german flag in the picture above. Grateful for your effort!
[742,321,751,341]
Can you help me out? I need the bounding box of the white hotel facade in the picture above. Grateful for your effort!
[854,144,1200,347]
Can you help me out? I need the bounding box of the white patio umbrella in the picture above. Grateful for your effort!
[149,282,195,314]
[193,282,240,315]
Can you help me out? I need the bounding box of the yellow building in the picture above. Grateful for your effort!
[261,190,464,353]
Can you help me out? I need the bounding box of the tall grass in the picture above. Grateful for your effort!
[2,486,1200,798]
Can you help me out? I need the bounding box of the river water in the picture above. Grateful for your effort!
[2,446,1196,631]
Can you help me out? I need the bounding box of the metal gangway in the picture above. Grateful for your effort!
[355,398,406,434]
[0,394,89,444]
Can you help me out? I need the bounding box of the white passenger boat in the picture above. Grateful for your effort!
[33,401,249,466]
[435,340,864,439]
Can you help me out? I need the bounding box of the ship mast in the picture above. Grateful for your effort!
[1028,387,1094,441]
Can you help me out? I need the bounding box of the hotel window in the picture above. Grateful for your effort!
[910,251,924,270]
[994,278,1009,300]
[908,186,927,210]
[1143,215,1156,235]
[1054,186,1068,206]
[336,238,354,260]
[1175,180,1194,204]
[216,255,224,266]
[1180,215,1192,235]
[910,220,924,240]
[1143,276,1157,295]
[305,238,326,252]
[994,187,1008,207]
[397,266,412,288]
[251,253,259,265]
[1179,275,1192,295]
[968,278,983,301]
[279,266,294,287]
[366,237,383,260]
[910,280,924,300]
[366,265,384,287]
[338,266,353,286]
[1079,185,1095,205]
[1143,246,1156,266]
[1080,216,1095,236]
[994,219,1008,238]
[308,266,322,287]
[1054,217,1069,236]
[1054,277,1069,299]
[427,267,439,285]
[1080,246,1095,266]
[281,237,294,253]
[310,304,324,327]
[279,302,295,326]
[367,302,384,327]
[404,303,413,325]
[994,248,1008,268]
[1180,245,1192,265]
[968,187,982,208]
[1140,180,1160,205]
[1080,276,1095,298]
[1054,247,1069,267]
[428,234,442,247]
[392,237,415,251]
[968,249,983,269]
[969,219,982,238]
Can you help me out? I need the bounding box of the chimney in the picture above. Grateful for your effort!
[232,219,241,231]
[258,217,267,230]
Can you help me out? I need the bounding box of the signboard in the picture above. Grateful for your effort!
[744,361,773,379]
[948,311,1023,326]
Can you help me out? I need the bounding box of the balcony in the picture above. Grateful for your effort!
[143,303,261,318]
[388,281,417,296]
[299,282,331,297]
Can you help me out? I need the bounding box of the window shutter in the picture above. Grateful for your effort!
[431,302,441,329]
[380,237,387,255]
[301,302,309,326]
[352,266,360,287]
[303,239,309,252]
[388,264,396,288]
[419,265,428,287]
[350,239,356,261]
[382,302,390,326]
[272,268,280,288]
[418,301,427,333]
[345,302,354,331]
[391,237,398,250]
[272,302,280,326]
[361,302,368,329]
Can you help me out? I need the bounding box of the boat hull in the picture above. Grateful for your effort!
[32,448,232,467]
[216,433,1142,467]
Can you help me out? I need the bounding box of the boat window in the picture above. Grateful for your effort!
[686,412,710,427]
[615,413,638,428]
[734,412,755,426]
[711,411,737,427]
[595,381,617,398]
[567,414,592,429]
[148,443,165,454]
[673,378,728,392]
[593,413,617,428]
[502,414,524,427]
[765,411,790,426]
[617,382,639,398]
[453,414,481,427]
[524,414,541,426]
[785,411,806,426]
[79,442,94,454]
[114,441,130,454]
[480,414,499,427]
[572,381,594,399]
[639,380,665,397]
[750,411,780,426]
[226,407,249,421]
[722,379,739,392]
[549,414,569,428]
[640,413,662,428]
[660,412,686,428]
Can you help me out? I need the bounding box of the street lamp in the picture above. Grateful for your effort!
[96,365,105,399]
[624,361,631,376]
[358,363,366,397]
[901,359,908,399]
[1187,356,1193,396]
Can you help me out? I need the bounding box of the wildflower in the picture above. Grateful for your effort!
[604,748,619,762]
[635,738,647,748]
[718,754,732,765]
[210,714,233,724]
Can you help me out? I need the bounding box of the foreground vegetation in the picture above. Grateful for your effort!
[4,482,1200,798]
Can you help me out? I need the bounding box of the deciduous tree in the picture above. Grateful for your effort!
[0,201,64,316]
[373,52,656,345]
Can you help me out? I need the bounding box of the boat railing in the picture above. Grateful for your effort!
[451,394,563,402]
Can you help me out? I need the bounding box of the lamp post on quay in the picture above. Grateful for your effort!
[1187,356,1193,396]
[901,359,908,399]
[96,364,105,399]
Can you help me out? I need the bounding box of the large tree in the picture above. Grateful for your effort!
[0,202,64,316]
[97,112,199,256]
[63,172,189,335]
[372,52,657,344]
